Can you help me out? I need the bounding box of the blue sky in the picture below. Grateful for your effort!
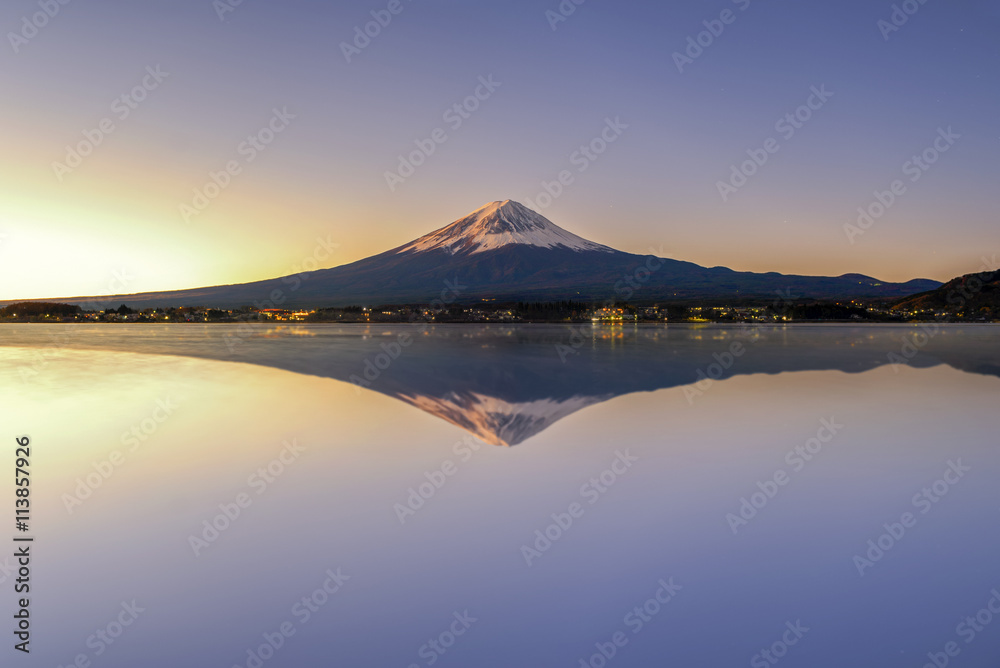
[1,0,997,298]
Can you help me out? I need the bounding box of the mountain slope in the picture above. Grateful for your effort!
[396,390,613,446]
[893,270,1000,316]
[396,199,614,255]
[9,200,941,308]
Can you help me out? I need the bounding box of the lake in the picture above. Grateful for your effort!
[1,323,998,667]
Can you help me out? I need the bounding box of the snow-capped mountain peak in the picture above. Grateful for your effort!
[394,390,613,446]
[396,200,615,255]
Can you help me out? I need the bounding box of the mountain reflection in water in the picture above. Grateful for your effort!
[2,323,996,446]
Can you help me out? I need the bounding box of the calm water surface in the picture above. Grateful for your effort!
[0,324,998,667]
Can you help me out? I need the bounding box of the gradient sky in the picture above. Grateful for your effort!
[1,0,997,299]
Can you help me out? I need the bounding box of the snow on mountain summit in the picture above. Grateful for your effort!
[396,200,615,255]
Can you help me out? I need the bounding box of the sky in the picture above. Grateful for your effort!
[0,0,997,300]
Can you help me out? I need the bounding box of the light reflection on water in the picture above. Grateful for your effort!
[0,324,998,667]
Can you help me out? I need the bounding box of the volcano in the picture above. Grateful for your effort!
[395,199,615,255]
[19,200,940,308]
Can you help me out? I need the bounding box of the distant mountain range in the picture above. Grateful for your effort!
[893,270,999,316]
[11,200,942,309]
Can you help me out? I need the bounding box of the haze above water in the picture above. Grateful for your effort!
[1,324,998,667]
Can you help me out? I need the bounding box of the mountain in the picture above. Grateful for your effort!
[10,200,941,309]
[395,391,613,446]
[893,270,1000,318]
[3,324,997,445]
[396,200,614,255]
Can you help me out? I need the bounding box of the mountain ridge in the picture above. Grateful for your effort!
[893,270,999,316]
[395,200,615,256]
[3,200,942,308]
